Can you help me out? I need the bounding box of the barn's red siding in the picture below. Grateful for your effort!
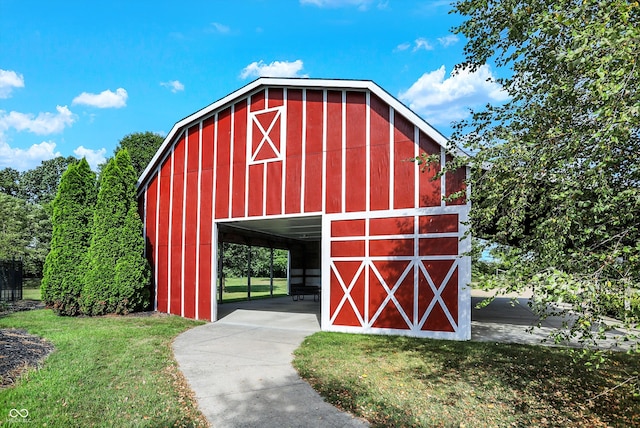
[140,80,470,339]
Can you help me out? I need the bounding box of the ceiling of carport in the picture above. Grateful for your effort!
[221,216,322,242]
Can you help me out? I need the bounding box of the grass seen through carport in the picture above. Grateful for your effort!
[219,277,288,302]
[0,309,207,427]
[293,332,640,427]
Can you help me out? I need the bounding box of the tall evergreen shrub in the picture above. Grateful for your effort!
[81,149,150,315]
[41,159,96,315]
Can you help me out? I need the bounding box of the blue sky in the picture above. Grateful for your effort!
[0,0,507,171]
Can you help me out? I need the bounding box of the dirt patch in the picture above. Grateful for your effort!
[0,300,45,317]
[0,328,54,388]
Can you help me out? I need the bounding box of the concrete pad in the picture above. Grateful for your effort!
[173,297,368,427]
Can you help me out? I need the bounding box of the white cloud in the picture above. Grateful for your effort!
[240,60,308,79]
[0,69,25,99]
[160,80,185,93]
[73,146,106,171]
[300,0,384,10]
[0,105,76,135]
[437,35,459,47]
[0,140,60,171]
[210,22,230,33]
[394,42,411,52]
[72,88,128,108]
[399,65,509,126]
[413,37,433,52]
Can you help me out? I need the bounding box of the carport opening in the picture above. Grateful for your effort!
[216,216,322,307]
[218,242,289,302]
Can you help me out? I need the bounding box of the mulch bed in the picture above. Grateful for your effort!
[0,300,53,388]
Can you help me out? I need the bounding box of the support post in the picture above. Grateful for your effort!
[270,247,274,298]
[247,244,252,301]
[218,241,224,303]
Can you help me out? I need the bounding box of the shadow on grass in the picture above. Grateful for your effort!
[295,333,640,427]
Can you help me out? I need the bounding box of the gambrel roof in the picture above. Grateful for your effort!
[137,77,465,190]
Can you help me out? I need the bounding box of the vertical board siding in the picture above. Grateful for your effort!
[143,83,468,336]
[285,89,303,214]
[304,89,324,212]
[325,90,343,214]
[345,91,367,213]
[419,132,443,207]
[232,100,247,218]
[369,94,390,211]
[145,176,158,309]
[156,156,172,313]
[215,108,232,219]
[393,112,416,209]
[445,154,467,205]
[183,126,200,318]
[170,138,185,315]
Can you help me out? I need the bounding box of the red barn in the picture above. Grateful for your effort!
[137,78,471,340]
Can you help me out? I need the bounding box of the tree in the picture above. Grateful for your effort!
[82,149,150,315]
[114,132,164,177]
[0,167,20,197]
[19,156,77,204]
[0,193,29,261]
[41,159,96,315]
[449,0,639,347]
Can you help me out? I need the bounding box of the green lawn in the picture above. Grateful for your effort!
[219,277,288,302]
[293,332,640,427]
[21,278,41,300]
[0,310,207,427]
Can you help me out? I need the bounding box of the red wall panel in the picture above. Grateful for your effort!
[145,177,158,264]
[325,91,343,213]
[202,118,214,171]
[445,154,467,205]
[250,89,265,112]
[268,88,284,108]
[369,94,390,211]
[183,126,199,318]
[285,89,303,214]
[369,216,414,235]
[198,244,212,320]
[304,89,323,212]
[393,112,416,209]
[345,91,367,212]
[215,108,232,219]
[248,164,264,216]
[156,156,172,313]
[419,237,459,256]
[419,132,442,207]
[157,242,168,313]
[198,162,213,320]
[200,170,213,244]
[331,240,365,257]
[170,137,185,316]
[266,161,282,215]
[331,219,365,237]
[232,100,247,218]
[419,214,458,233]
